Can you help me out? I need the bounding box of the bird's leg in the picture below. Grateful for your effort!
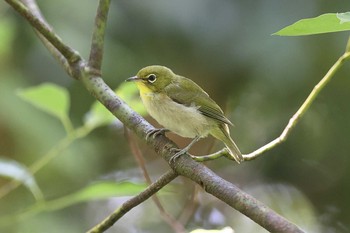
[146,128,169,140]
[170,136,200,163]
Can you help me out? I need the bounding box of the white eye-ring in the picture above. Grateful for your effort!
[147,74,157,83]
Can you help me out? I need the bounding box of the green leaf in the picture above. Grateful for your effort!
[84,82,146,129]
[44,181,148,211]
[274,12,350,36]
[0,157,43,200]
[17,83,70,121]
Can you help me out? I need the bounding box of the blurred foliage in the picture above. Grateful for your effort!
[0,157,43,200]
[1,1,350,233]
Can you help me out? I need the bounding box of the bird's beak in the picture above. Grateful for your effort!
[126,76,140,82]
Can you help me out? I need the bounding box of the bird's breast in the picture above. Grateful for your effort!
[140,92,212,138]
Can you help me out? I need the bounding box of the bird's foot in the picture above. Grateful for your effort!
[169,148,193,164]
[169,136,200,164]
[146,128,169,140]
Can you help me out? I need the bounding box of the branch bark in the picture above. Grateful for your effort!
[88,0,110,71]
[6,1,306,232]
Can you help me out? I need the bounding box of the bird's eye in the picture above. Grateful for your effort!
[147,74,157,83]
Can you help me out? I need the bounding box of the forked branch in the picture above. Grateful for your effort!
[5,0,308,232]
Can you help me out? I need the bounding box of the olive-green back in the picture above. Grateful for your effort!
[164,75,233,126]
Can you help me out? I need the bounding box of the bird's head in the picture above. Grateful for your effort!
[127,65,175,94]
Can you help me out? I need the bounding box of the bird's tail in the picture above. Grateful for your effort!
[211,124,244,164]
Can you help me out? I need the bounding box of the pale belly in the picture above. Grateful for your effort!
[141,93,212,138]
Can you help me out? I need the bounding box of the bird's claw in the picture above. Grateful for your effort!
[146,128,168,140]
[169,148,192,164]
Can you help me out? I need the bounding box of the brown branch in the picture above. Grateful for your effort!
[88,0,111,71]
[6,1,305,233]
[173,157,304,233]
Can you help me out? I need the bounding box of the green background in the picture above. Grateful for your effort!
[1,1,350,232]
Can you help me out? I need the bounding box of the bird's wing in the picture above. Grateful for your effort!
[164,76,233,126]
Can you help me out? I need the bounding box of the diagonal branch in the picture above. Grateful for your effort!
[171,156,304,233]
[6,1,305,232]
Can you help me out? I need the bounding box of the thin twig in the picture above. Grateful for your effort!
[191,148,229,162]
[88,0,111,71]
[87,170,178,233]
[244,50,350,160]
[346,36,350,53]
[125,129,185,233]
[192,49,350,162]
[178,183,199,225]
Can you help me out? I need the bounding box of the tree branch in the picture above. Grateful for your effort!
[6,1,305,232]
[172,156,305,232]
[88,0,110,71]
[80,65,304,233]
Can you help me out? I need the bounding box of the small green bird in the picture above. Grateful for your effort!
[127,65,243,164]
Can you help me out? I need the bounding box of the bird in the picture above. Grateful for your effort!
[126,65,243,164]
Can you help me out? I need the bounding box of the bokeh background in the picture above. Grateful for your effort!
[1,1,350,232]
